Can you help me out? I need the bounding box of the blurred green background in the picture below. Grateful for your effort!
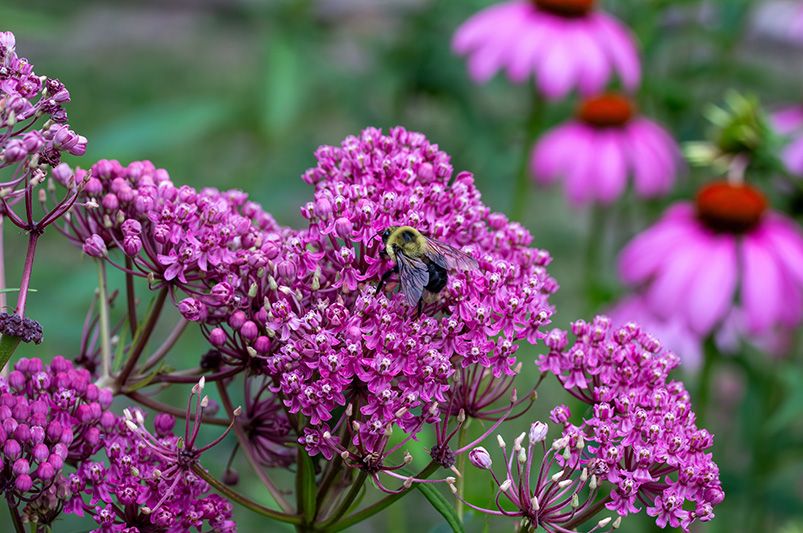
[2,0,803,531]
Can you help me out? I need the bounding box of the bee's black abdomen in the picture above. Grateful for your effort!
[425,262,448,294]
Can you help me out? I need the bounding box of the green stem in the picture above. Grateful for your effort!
[0,334,21,373]
[7,497,24,533]
[117,287,168,389]
[561,494,612,530]
[318,470,368,529]
[192,463,302,524]
[96,261,113,382]
[583,205,607,313]
[329,461,439,532]
[695,337,718,425]
[511,95,545,222]
[216,381,293,513]
[455,422,469,521]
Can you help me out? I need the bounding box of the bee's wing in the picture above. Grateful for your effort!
[423,237,479,271]
[396,251,430,306]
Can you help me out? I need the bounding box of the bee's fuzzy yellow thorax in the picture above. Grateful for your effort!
[385,226,426,260]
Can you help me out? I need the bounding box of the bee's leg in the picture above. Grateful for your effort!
[416,298,423,318]
[376,265,398,295]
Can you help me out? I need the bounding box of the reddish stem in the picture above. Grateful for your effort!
[15,232,39,316]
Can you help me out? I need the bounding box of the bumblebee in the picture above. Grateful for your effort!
[376,226,478,313]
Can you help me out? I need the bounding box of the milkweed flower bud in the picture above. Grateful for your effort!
[528,421,548,444]
[469,447,493,470]
[82,234,107,258]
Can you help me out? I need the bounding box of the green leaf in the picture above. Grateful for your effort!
[86,99,231,160]
[296,446,317,524]
[415,481,465,533]
[112,329,128,373]
[260,33,305,138]
[124,367,163,392]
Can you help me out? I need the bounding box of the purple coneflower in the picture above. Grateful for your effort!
[531,93,680,205]
[452,0,640,100]
[619,181,803,337]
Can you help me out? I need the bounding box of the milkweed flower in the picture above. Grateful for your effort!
[607,295,703,372]
[771,105,803,175]
[67,413,236,532]
[0,356,115,528]
[65,379,237,532]
[452,0,640,100]
[531,93,680,205]
[532,317,724,531]
[619,181,803,337]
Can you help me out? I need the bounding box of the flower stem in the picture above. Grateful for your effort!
[511,95,545,222]
[192,463,302,524]
[329,461,439,532]
[319,470,368,529]
[695,337,718,425]
[216,381,293,513]
[0,216,6,313]
[561,494,612,530]
[124,258,138,337]
[583,204,607,312]
[455,421,469,521]
[117,287,168,389]
[96,260,113,383]
[7,497,24,533]
[15,232,39,317]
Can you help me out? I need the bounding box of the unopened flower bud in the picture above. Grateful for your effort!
[529,421,548,444]
[468,447,492,470]
[209,328,227,347]
[82,234,107,258]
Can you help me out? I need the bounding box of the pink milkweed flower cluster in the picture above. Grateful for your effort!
[619,181,803,339]
[452,0,640,100]
[64,126,558,487]
[64,384,237,532]
[772,105,803,176]
[531,94,680,205]
[534,317,724,531]
[0,357,114,527]
[0,31,86,173]
[291,127,557,471]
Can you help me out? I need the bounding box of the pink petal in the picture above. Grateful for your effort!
[530,123,582,184]
[618,204,696,284]
[506,18,548,83]
[627,119,678,196]
[593,131,627,203]
[762,215,803,285]
[741,233,784,334]
[563,129,596,205]
[592,13,641,90]
[536,20,579,100]
[683,236,737,335]
[645,228,711,322]
[452,2,521,54]
[782,136,803,175]
[569,23,611,95]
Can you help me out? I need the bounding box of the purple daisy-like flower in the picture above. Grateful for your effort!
[452,0,640,100]
[619,181,803,337]
[531,93,680,206]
